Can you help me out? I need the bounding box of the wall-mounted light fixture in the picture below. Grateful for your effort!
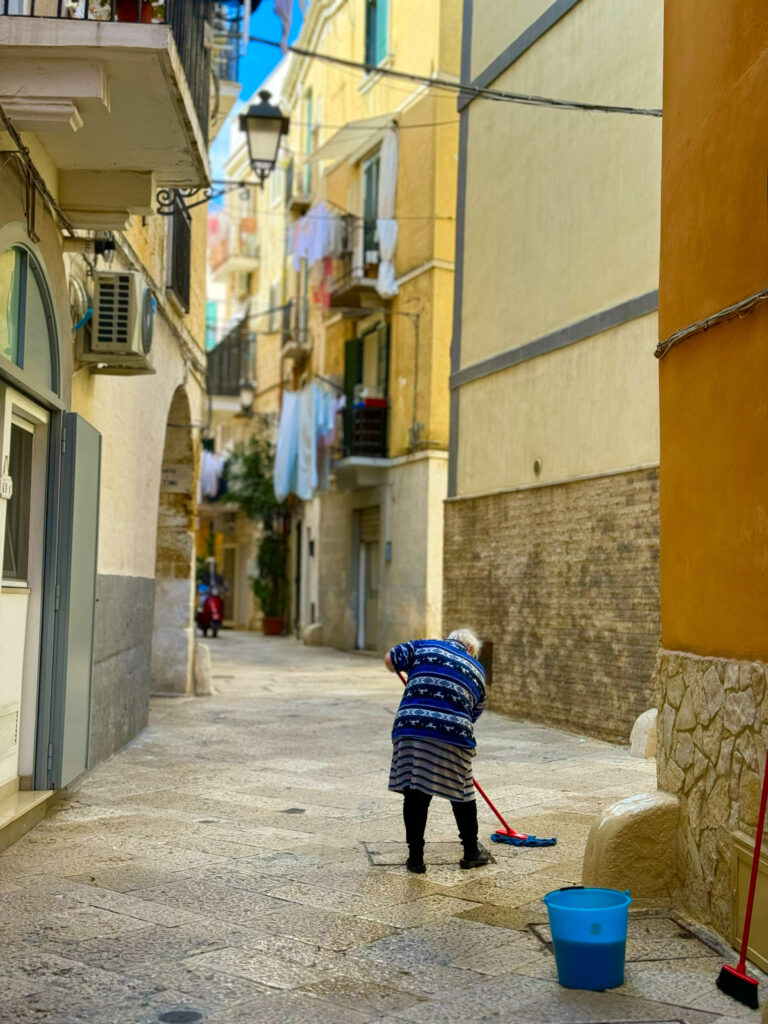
[156,91,290,215]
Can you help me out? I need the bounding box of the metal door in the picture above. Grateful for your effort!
[49,414,101,788]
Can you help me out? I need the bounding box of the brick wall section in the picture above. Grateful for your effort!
[443,468,660,742]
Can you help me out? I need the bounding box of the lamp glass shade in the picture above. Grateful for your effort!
[240,91,289,174]
[239,379,255,412]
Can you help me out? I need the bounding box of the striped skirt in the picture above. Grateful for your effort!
[389,736,476,803]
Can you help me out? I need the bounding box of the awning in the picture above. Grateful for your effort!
[310,114,396,164]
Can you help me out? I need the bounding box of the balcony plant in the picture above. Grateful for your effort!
[225,417,289,635]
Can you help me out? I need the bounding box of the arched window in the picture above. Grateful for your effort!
[0,246,59,397]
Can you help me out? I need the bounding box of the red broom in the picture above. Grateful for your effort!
[716,750,768,1009]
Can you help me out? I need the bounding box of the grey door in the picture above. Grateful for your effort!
[50,414,101,788]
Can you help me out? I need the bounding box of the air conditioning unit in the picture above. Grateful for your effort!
[79,270,155,375]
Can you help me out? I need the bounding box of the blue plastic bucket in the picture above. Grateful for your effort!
[543,886,631,991]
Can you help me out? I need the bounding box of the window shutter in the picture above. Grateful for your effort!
[375,0,388,65]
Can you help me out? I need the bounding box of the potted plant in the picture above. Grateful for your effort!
[225,418,289,635]
[250,530,288,635]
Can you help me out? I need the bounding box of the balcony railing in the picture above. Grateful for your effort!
[207,320,251,398]
[1,0,214,140]
[342,400,388,459]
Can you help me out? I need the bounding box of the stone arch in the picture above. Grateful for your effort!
[150,385,196,694]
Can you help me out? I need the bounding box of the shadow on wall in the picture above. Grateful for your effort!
[151,385,196,695]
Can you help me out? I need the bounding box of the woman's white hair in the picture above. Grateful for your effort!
[447,628,482,659]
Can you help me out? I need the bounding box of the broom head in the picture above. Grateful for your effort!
[716,964,759,1009]
[491,828,557,848]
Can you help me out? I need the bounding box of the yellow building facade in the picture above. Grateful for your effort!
[444,0,663,741]
[210,0,461,650]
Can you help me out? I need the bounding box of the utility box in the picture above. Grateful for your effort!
[731,831,768,971]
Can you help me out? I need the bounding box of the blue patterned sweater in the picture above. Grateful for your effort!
[390,639,486,749]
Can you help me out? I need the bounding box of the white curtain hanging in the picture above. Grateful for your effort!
[376,126,399,299]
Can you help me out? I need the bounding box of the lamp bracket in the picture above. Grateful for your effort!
[155,178,266,216]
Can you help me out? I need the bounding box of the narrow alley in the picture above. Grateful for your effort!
[0,635,758,1024]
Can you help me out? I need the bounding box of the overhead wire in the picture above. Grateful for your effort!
[250,35,663,118]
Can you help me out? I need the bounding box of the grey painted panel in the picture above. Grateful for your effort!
[451,290,659,390]
[458,0,584,111]
[89,574,154,768]
[52,414,101,788]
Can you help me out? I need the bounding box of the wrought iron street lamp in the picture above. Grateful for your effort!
[240,91,290,187]
[156,91,289,214]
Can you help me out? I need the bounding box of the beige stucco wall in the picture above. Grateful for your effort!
[317,451,448,653]
[457,313,660,496]
[469,0,552,79]
[461,0,662,371]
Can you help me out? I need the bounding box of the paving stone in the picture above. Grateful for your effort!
[258,903,395,950]
[179,946,326,989]
[0,633,694,1023]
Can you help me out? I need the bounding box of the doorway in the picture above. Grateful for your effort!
[0,388,48,794]
[355,505,380,651]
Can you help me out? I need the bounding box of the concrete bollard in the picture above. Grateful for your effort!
[630,708,658,758]
[194,642,213,696]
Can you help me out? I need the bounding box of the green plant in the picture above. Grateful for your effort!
[226,418,289,621]
[250,533,288,617]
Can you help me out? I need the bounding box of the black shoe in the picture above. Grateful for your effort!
[406,856,426,874]
[460,842,491,869]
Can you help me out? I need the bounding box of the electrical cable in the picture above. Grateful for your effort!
[250,35,663,117]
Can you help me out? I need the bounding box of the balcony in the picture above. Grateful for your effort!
[0,0,217,228]
[209,215,259,281]
[333,398,390,489]
[285,155,312,215]
[329,216,382,310]
[207,318,252,400]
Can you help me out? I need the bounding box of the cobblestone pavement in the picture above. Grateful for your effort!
[0,633,763,1023]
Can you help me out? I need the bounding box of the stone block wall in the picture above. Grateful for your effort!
[656,650,768,936]
[89,575,155,769]
[442,468,660,742]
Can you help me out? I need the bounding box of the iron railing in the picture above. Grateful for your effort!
[342,403,388,459]
[1,0,216,140]
[207,320,251,397]
[167,191,191,313]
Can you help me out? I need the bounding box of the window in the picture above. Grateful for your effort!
[302,88,314,194]
[0,246,58,395]
[3,422,33,583]
[365,0,389,67]
[166,191,191,313]
[205,300,217,351]
[362,153,380,264]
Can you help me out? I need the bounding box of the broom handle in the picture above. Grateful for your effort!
[396,670,519,836]
[737,752,768,973]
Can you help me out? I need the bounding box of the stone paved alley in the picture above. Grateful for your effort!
[0,634,763,1023]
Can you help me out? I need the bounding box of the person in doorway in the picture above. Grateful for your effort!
[385,629,490,873]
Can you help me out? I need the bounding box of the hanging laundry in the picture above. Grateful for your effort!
[274,389,300,501]
[200,449,227,501]
[296,384,317,500]
[376,126,399,299]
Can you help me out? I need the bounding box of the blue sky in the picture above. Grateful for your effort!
[210,0,305,181]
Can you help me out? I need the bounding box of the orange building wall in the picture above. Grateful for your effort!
[659,0,768,658]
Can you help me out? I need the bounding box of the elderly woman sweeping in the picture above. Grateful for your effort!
[385,629,490,874]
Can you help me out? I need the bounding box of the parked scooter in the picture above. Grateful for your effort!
[196,556,227,638]
[196,583,224,638]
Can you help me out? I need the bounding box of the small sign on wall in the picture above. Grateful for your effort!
[161,463,193,494]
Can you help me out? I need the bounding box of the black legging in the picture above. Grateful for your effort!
[402,787,478,857]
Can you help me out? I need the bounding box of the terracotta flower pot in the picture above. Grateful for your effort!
[263,616,284,636]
